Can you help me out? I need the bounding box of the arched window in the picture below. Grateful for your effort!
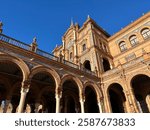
[82,44,86,51]
[129,35,138,46]
[102,58,111,72]
[70,52,73,60]
[83,60,91,71]
[119,41,127,52]
[141,28,150,39]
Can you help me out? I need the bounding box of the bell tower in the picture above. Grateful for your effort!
[53,16,113,76]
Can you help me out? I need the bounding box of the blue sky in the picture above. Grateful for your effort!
[0,0,150,53]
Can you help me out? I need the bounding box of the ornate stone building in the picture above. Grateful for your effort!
[0,12,150,113]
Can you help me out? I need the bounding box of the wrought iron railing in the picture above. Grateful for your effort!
[0,33,96,76]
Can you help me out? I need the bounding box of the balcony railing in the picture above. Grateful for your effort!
[63,59,79,69]
[36,48,58,62]
[0,33,30,50]
[0,33,96,76]
[102,56,146,77]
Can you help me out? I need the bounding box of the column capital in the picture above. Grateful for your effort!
[22,80,31,89]
[21,87,29,93]
[55,87,62,98]
[97,97,103,103]
[80,92,85,102]
[21,80,30,93]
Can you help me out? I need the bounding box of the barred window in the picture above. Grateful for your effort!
[129,35,138,46]
[141,28,150,39]
[119,41,127,52]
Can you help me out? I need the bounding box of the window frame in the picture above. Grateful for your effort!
[129,35,138,46]
[70,52,73,60]
[82,43,86,52]
[141,28,150,40]
[119,41,127,52]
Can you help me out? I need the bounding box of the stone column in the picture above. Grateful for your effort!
[17,81,30,113]
[80,99,85,113]
[120,71,139,113]
[128,88,139,113]
[55,95,61,113]
[97,98,103,113]
[146,94,150,112]
[55,88,62,113]
[80,93,85,113]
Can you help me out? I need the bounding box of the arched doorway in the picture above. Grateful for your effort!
[83,60,91,71]
[0,61,23,113]
[29,72,56,113]
[131,74,150,113]
[108,83,126,113]
[85,86,99,113]
[61,80,80,113]
[102,58,111,72]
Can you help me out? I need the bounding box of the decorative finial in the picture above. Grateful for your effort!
[87,15,90,19]
[33,37,37,43]
[0,21,3,33]
[31,37,38,52]
[70,18,73,26]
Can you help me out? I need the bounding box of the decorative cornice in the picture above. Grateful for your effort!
[108,11,150,41]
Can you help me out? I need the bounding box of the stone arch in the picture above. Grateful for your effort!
[60,74,83,96]
[29,65,61,89]
[105,79,126,92]
[60,74,83,113]
[83,60,91,71]
[107,82,126,113]
[128,34,139,46]
[127,32,139,40]
[140,26,150,40]
[102,57,111,72]
[83,81,101,113]
[83,81,103,100]
[130,74,150,113]
[127,71,150,88]
[140,26,150,33]
[0,54,30,81]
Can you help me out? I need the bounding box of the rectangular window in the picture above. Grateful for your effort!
[82,44,86,51]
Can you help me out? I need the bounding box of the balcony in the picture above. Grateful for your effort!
[0,33,97,76]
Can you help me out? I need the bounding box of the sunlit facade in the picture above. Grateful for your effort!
[0,12,150,113]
